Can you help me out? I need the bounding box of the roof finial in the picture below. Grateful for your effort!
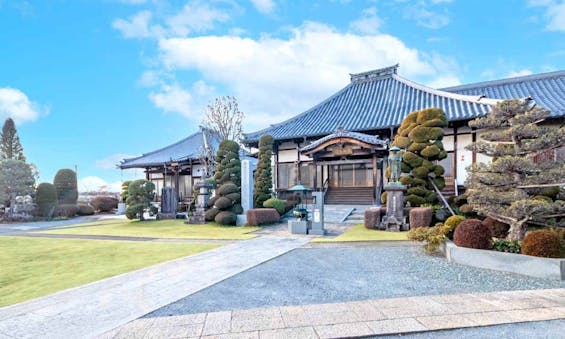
[350,64,399,83]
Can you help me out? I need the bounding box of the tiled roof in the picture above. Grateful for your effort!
[441,70,565,118]
[120,129,217,169]
[244,65,501,143]
[300,129,387,153]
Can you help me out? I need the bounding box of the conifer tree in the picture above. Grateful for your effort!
[253,134,273,208]
[0,118,26,161]
[466,100,565,240]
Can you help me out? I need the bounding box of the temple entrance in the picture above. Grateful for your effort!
[328,163,373,188]
[299,129,388,205]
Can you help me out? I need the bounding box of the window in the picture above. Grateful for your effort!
[278,163,297,189]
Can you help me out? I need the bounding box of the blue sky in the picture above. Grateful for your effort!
[1,0,564,191]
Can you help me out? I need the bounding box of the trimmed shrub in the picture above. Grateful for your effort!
[207,196,218,208]
[492,239,521,254]
[55,204,78,218]
[444,215,465,232]
[263,198,286,215]
[409,207,433,228]
[407,142,429,152]
[402,152,424,168]
[399,176,413,186]
[453,219,492,249]
[77,204,95,216]
[408,126,444,143]
[217,182,239,196]
[214,211,237,225]
[483,217,510,238]
[521,230,562,258]
[35,183,58,217]
[412,166,429,179]
[90,196,119,212]
[408,222,448,253]
[364,208,382,229]
[205,207,220,221]
[392,136,411,148]
[121,181,131,203]
[433,165,445,177]
[407,186,428,197]
[214,196,234,210]
[416,108,447,125]
[247,208,280,226]
[225,192,241,203]
[53,169,78,204]
[231,204,244,215]
[253,134,274,208]
[421,145,440,158]
[406,194,426,206]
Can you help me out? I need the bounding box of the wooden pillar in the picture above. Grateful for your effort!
[453,126,458,184]
[296,142,301,184]
[313,159,318,191]
[372,153,379,205]
[274,142,279,192]
[145,168,150,180]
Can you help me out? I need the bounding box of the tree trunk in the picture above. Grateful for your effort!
[506,219,527,241]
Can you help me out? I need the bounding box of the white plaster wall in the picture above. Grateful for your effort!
[456,134,473,186]
[442,135,454,152]
[278,149,298,163]
[192,164,205,178]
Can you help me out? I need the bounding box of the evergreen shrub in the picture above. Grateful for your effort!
[521,230,562,258]
[409,207,433,228]
[263,198,285,214]
[247,208,280,226]
[453,219,492,249]
[35,183,58,217]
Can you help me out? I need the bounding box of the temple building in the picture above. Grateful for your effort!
[243,65,565,205]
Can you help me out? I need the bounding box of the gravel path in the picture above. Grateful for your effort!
[377,319,565,338]
[147,247,564,317]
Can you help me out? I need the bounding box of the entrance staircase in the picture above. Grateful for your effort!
[324,187,374,205]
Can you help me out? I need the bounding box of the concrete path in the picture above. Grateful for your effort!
[0,215,125,234]
[0,236,309,339]
[101,288,565,339]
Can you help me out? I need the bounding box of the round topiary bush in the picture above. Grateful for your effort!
[482,217,510,238]
[53,169,78,204]
[263,198,286,215]
[55,204,78,218]
[453,218,492,249]
[90,196,119,212]
[205,207,220,221]
[521,230,562,258]
[207,196,218,208]
[444,215,465,239]
[231,204,244,215]
[215,211,237,225]
[35,182,58,217]
[214,196,233,210]
[217,182,239,196]
[77,204,95,216]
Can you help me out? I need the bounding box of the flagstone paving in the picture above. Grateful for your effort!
[101,288,565,338]
[0,236,309,339]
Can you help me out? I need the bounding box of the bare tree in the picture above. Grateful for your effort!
[202,96,244,142]
[197,127,217,179]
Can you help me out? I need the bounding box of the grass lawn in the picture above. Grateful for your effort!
[41,219,260,240]
[313,223,409,242]
[0,236,219,307]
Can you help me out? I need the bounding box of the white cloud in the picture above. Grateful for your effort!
[156,21,460,130]
[529,0,565,31]
[96,153,138,170]
[112,1,236,39]
[506,69,534,78]
[112,10,164,39]
[0,87,48,125]
[166,1,233,36]
[149,80,216,119]
[250,0,275,14]
[349,7,382,35]
[78,176,122,193]
[404,3,450,29]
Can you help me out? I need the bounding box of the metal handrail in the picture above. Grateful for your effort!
[322,178,330,193]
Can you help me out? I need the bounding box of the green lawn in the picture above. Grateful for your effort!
[313,223,409,242]
[41,219,260,240]
[0,236,219,307]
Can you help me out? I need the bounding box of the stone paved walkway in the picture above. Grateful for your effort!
[0,236,309,339]
[100,288,565,339]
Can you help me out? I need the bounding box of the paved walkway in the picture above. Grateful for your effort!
[0,236,309,339]
[101,288,565,339]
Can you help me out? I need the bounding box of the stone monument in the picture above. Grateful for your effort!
[158,186,178,219]
[237,159,256,226]
[187,181,213,224]
[309,191,325,235]
[380,146,409,231]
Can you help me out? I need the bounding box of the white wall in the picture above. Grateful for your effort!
[456,134,473,186]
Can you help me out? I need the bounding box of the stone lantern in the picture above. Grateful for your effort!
[380,146,409,231]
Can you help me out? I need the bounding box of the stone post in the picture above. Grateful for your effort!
[309,191,325,235]
[237,159,255,225]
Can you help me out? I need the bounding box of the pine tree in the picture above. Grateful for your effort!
[0,118,26,161]
[466,100,565,240]
[253,134,273,208]
[389,108,449,206]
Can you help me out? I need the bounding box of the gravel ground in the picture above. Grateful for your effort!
[378,319,565,338]
[146,247,564,317]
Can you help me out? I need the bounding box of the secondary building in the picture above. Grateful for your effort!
[243,65,565,205]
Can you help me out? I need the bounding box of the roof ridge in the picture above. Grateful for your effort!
[393,74,501,105]
[441,69,565,91]
[350,64,399,83]
[121,130,203,164]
